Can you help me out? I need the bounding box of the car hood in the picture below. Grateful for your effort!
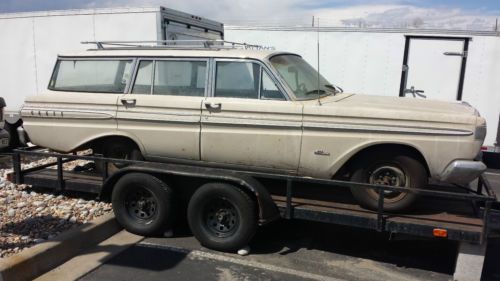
[303,93,479,125]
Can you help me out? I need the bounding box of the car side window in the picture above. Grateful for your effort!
[215,61,286,100]
[153,61,206,96]
[132,60,207,96]
[49,60,133,93]
[131,60,153,94]
[215,62,260,99]
[261,70,285,100]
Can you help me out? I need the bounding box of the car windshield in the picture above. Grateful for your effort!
[269,54,334,100]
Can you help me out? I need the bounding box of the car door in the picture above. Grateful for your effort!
[201,59,303,172]
[116,58,207,160]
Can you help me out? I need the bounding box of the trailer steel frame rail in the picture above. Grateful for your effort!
[7,147,500,245]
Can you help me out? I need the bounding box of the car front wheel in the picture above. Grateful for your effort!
[349,153,427,212]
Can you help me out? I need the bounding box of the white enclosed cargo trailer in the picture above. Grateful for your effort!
[225,26,500,147]
[0,6,223,124]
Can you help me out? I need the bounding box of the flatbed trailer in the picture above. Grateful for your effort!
[5,147,500,280]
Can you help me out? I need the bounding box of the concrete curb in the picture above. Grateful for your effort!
[35,230,144,281]
[0,212,122,281]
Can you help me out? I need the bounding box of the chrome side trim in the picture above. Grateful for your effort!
[21,109,114,120]
[116,109,199,117]
[202,117,302,128]
[439,160,486,185]
[117,115,199,124]
[303,122,473,136]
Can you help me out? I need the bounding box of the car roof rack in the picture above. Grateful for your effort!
[81,40,275,51]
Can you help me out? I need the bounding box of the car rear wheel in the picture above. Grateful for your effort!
[349,152,427,212]
[187,183,257,252]
[95,140,143,174]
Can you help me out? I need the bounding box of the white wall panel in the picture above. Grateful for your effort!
[461,36,500,145]
[33,14,95,102]
[93,13,157,41]
[0,18,37,115]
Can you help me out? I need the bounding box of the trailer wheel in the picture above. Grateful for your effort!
[187,183,257,252]
[349,153,426,211]
[112,173,174,236]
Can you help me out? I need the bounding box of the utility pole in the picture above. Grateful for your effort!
[312,16,315,27]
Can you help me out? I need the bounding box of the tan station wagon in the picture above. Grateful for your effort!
[21,41,487,211]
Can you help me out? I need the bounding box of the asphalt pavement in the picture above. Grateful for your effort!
[80,220,461,281]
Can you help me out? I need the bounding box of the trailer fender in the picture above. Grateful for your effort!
[100,165,281,225]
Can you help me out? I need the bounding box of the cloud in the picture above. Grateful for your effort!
[92,0,310,25]
[0,0,498,31]
[330,5,499,30]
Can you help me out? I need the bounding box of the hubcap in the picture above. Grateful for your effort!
[204,198,238,238]
[368,165,408,202]
[125,187,157,220]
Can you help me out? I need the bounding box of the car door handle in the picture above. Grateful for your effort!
[204,102,221,110]
[121,98,136,107]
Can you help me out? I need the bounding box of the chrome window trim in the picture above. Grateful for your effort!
[48,57,137,94]
[150,60,156,95]
[259,69,264,99]
[207,58,215,98]
[123,58,138,94]
[264,53,301,101]
[128,59,154,95]
[128,57,210,97]
[260,68,287,101]
[211,58,291,101]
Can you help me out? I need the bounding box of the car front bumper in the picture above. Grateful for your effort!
[439,160,487,185]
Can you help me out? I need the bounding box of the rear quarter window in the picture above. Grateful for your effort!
[49,59,133,93]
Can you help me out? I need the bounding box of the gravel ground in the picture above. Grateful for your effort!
[0,153,112,258]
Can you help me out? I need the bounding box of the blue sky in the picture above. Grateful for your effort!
[0,0,498,30]
[306,0,500,10]
[1,0,500,14]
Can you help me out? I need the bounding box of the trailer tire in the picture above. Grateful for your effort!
[112,173,174,236]
[349,152,426,212]
[187,183,257,252]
